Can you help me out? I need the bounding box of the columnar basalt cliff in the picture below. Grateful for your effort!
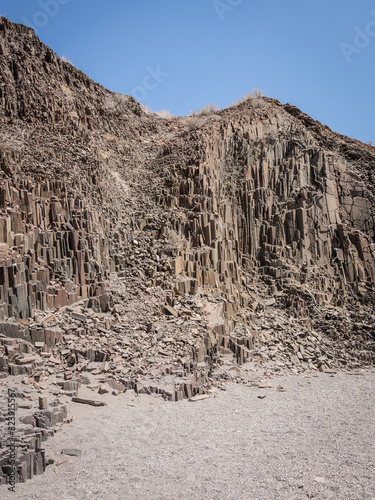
[160,102,375,320]
[0,17,167,318]
[0,15,374,361]
[0,17,375,484]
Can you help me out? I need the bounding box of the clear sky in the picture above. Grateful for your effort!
[1,0,374,143]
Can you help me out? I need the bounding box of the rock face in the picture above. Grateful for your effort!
[0,16,374,355]
[162,103,375,323]
[0,16,163,319]
[0,15,375,486]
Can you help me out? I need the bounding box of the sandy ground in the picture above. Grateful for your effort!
[2,369,374,500]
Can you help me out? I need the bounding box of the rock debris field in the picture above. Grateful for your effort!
[2,368,374,500]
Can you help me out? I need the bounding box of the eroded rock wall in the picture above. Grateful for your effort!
[158,101,375,333]
[0,16,375,337]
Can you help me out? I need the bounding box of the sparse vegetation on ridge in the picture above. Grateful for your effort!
[155,109,173,119]
[140,104,173,118]
[231,88,265,107]
[190,103,220,116]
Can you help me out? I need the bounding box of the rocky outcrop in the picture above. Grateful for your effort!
[0,14,373,359]
[145,105,375,365]
[0,15,373,358]
[0,16,166,320]
[0,16,374,485]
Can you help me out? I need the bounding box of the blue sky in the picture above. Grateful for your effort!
[1,0,374,143]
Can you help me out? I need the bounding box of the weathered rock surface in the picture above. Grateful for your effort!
[0,17,374,486]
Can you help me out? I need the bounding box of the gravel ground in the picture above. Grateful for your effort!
[2,369,374,500]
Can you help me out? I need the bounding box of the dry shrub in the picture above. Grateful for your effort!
[190,103,220,116]
[231,88,265,107]
[182,115,208,129]
[155,109,173,118]
[140,104,152,114]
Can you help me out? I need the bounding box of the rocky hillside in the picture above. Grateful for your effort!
[0,16,375,484]
[1,14,374,364]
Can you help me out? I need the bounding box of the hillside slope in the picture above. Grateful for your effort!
[1,16,375,485]
[0,16,374,363]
